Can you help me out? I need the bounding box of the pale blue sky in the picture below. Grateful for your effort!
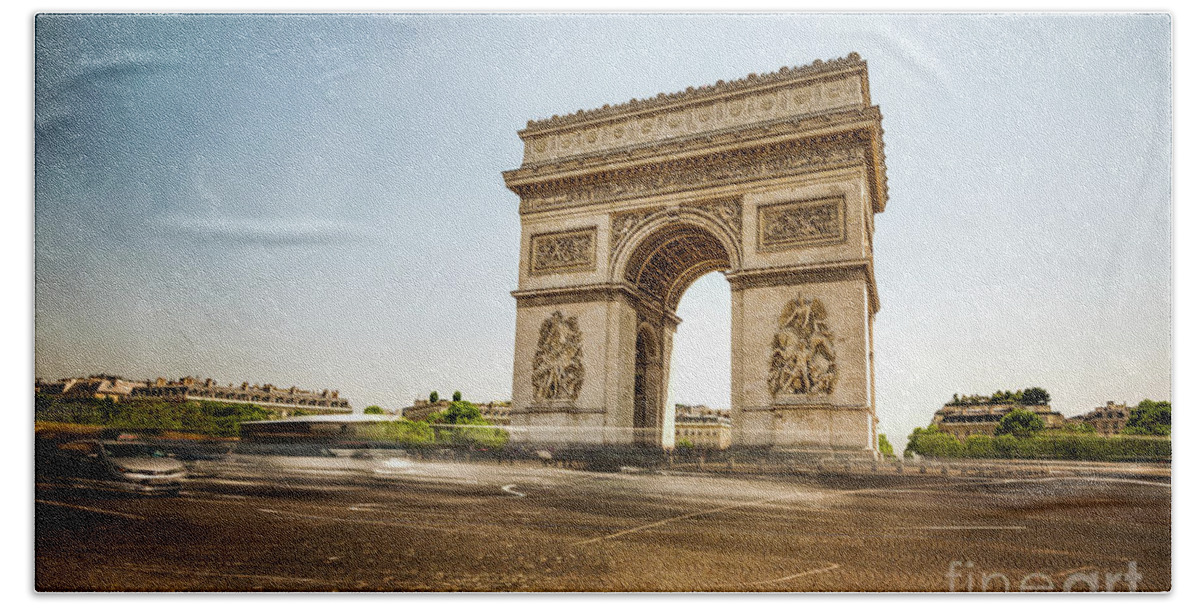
[34,13,1171,441]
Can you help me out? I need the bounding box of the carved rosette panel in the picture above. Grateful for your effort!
[532,311,584,402]
[757,196,845,251]
[768,296,838,397]
[530,228,596,275]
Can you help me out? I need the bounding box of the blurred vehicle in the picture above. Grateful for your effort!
[43,440,186,496]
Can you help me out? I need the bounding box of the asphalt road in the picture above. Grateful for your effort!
[35,456,1171,592]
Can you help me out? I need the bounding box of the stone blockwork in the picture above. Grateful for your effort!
[504,54,888,453]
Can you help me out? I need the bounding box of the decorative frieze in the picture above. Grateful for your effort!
[768,296,838,397]
[518,138,866,214]
[757,196,845,252]
[529,227,596,275]
[532,311,584,403]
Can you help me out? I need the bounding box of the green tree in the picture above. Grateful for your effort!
[363,405,385,414]
[452,391,462,402]
[359,419,435,446]
[877,434,895,458]
[904,425,962,458]
[1124,399,1171,436]
[965,434,994,458]
[426,400,485,426]
[996,409,1045,439]
[429,391,439,403]
[1061,421,1097,435]
[426,400,507,447]
[904,425,935,457]
[992,434,1019,458]
[676,437,695,450]
[1020,387,1050,405]
[913,432,964,458]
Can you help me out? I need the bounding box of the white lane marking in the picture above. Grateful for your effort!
[348,503,380,511]
[207,479,261,486]
[1075,476,1171,488]
[750,563,842,586]
[179,491,246,500]
[36,499,145,521]
[257,508,455,533]
[971,476,1170,489]
[571,473,1167,547]
[572,490,805,547]
[1055,565,1099,578]
[906,525,1026,530]
[501,484,525,497]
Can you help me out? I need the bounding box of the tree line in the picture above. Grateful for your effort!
[35,394,274,437]
[905,400,1171,462]
[948,387,1050,406]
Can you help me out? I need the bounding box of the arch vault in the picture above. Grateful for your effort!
[502,54,888,454]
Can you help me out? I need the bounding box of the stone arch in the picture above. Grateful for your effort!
[506,55,887,455]
[611,209,740,312]
[611,208,741,283]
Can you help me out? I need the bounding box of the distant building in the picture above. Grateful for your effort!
[674,404,732,449]
[131,376,350,416]
[476,402,511,426]
[403,399,511,426]
[1067,401,1131,436]
[932,401,1065,441]
[36,375,146,402]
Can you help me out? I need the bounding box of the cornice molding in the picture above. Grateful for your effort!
[741,402,869,412]
[726,259,879,314]
[507,105,882,180]
[521,53,868,134]
[512,283,683,325]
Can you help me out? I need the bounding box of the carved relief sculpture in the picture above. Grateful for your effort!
[532,311,584,402]
[768,296,838,397]
[758,196,845,251]
[530,228,596,275]
[691,197,743,235]
[610,209,655,248]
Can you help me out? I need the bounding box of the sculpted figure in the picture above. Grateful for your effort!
[768,296,838,397]
[532,311,584,402]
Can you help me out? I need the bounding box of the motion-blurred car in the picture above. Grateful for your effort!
[45,440,186,495]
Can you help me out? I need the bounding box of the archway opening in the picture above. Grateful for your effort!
[667,271,732,415]
[622,222,733,448]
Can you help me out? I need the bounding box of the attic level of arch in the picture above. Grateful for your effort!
[504,125,887,217]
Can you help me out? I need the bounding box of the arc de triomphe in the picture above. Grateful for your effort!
[502,53,888,455]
